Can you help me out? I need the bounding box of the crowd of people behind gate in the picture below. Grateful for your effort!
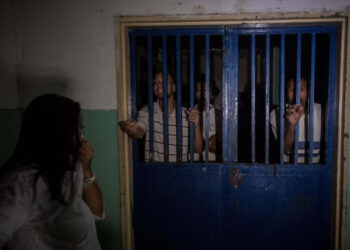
[119,71,322,164]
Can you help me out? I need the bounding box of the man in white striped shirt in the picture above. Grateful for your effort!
[119,72,203,162]
[270,77,322,163]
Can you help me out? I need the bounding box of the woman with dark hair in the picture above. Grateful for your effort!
[0,94,104,249]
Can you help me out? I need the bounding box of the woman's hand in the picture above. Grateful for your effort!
[79,139,94,177]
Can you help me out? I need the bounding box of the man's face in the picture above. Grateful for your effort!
[195,82,204,101]
[287,78,307,106]
[153,72,176,99]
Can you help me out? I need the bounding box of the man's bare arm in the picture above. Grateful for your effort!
[284,105,304,153]
[119,119,145,139]
[187,106,204,153]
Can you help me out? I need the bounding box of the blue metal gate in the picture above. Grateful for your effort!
[129,24,338,250]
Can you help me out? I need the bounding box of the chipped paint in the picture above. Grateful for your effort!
[192,5,206,15]
[230,168,243,188]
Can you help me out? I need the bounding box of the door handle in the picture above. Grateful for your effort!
[230,168,242,188]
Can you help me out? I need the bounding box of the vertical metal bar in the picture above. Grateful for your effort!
[280,34,285,164]
[147,35,154,162]
[222,31,229,163]
[189,35,195,162]
[205,34,210,162]
[326,30,336,165]
[176,35,182,163]
[227,32,234,163]
[232,33,239,162]
[162,35,169,163]
[130,34,139,162]
[309,33,316,164]
[265,34,270,164]
[251,34,256,163]
[294,33,301,164]
[322,31,336,250]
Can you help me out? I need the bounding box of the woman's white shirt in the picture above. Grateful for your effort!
[0,162,102,250]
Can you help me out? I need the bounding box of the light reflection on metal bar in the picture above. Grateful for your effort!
[176,35,182,163]
[326,31,336,165]
[265,34,270,164]
[147,35,154,162]
[309,33,316,165]
[280,34,285,164]
[222,31,229,162]
[205,34,210,162]
[294,33,301,164]
[189,35,195,162]
[162,35,169,163]
[232,33,239,162]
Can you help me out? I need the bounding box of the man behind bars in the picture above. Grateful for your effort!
[270,77,322,163]
[119,72,203,162]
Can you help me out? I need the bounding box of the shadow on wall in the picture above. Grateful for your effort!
[0,66,73,165]
[96,221,122,250]
[0,62,17,108]
[17,66,73,109]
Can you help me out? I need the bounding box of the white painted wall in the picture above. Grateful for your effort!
[14,0,117,109]
[1,0,350,109]
[0,0,18,109]
[116,0,350,16]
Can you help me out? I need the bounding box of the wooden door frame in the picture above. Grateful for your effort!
[115,12,350,250]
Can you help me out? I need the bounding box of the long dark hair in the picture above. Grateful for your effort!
[0,94,81,204]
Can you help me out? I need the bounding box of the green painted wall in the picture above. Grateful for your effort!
[0,109,121,250]
[0,109,21,165]
[81,110,121,250]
